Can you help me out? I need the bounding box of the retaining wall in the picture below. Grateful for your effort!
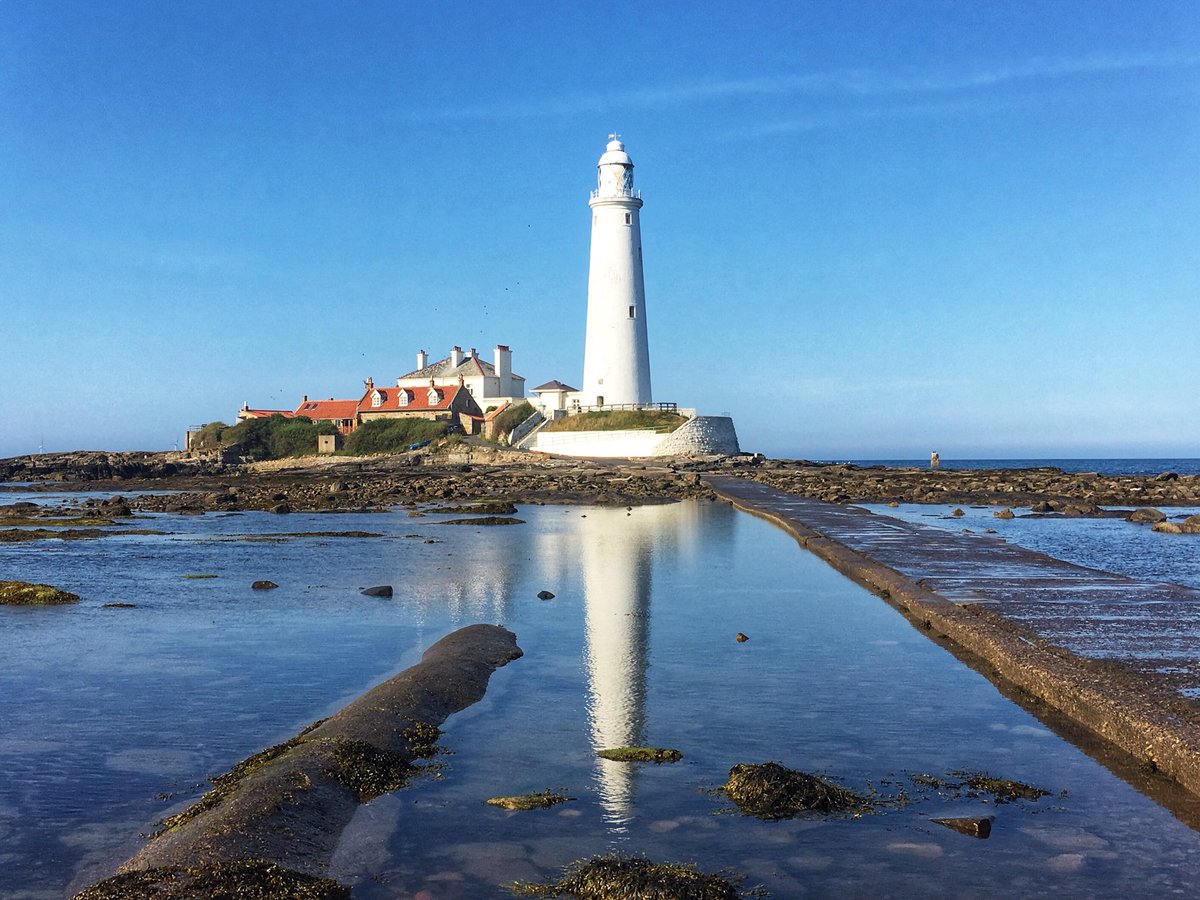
[529,415,740,458]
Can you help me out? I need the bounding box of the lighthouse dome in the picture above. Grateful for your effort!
[598,138,632,167]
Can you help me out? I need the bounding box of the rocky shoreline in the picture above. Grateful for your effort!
[2,449,1198,513]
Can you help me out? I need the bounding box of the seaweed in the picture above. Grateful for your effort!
[72,858,350,899]
[326,738,415,802]
[720,762,872,819]
[597,747,682,763]
[952,771,1050,802]
[510,853,744,899]
[487,789,572,811]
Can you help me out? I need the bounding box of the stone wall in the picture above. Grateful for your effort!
[530,428,665,458]
[653,415,741,456]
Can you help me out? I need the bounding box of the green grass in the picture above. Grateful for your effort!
[542,410,685,433]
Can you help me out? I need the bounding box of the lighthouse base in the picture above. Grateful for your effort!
[526,415,740,459]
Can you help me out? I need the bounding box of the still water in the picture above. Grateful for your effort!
[2,500,1199,898]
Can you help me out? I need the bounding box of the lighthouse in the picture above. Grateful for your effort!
[581,135,652,407]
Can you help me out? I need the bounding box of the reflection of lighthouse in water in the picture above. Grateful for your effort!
[578,503,705,825]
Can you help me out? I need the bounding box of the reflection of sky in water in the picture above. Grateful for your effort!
[2,501,1200,898]
[863,503,1200,590]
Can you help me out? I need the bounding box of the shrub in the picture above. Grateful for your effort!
[343,418,448,455]
[190,421,228,450]
[492,401,535,440]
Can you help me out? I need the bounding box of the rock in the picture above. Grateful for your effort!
[360,585,393,598]
[994,508,1015,520]
[537,590,555,600]
[720,762,871,819]
[437,516,525,526]
[514,854,740,900]
[269,503,290,514]
[1030,501,1054,513]
[1153,522,1184,534]
[0,580,80,605]
[1156,471,1180,481]
[101,602,137,609]
[735,632,749,642]
[932,815,993,839]
[951,508,965,517]
[1127,507,1166,524]
[252,580,279,590]
[486,790,571,811]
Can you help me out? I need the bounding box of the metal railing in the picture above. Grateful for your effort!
[569,402,677,414]
[589,188,642,200]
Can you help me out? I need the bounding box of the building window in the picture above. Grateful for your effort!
[397,390,408,406]
[624,212,631,225]
[628,306,636,318]
[371,390,382,408]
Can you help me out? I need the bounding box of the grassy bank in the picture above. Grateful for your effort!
[542,409,684,434]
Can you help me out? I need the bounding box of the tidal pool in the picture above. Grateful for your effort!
[1,500,1198,898]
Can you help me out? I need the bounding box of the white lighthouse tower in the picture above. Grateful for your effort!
[581,135,652,407]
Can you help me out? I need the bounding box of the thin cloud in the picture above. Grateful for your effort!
[416,53,1199,122]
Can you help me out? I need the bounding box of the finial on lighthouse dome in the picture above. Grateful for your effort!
[595,133,637,199]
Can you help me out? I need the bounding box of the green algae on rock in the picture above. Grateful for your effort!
[510,853,742,899]
[597,746,682,763]
[720,762,872,819]
[72,859,350,900]
[0,580,80,605]
[487,789,572,811]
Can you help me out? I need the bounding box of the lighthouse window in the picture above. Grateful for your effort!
[624,212,631,224]
[629,306,636,318]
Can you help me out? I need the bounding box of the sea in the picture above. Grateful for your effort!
[2,465,1200,897]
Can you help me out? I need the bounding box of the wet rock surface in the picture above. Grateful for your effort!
[735,459,1200,508]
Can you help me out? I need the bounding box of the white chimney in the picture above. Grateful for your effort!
[494,344,512,392]
[450,346,463,367]
[416,349,427,370]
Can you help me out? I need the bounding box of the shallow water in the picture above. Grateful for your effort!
[2,501,1199,898]
[862,503,1200,591]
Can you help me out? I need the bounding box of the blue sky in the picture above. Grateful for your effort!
[1,1,1197,459]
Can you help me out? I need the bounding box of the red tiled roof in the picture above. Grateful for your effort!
[241,409,295,419]
[294,399,359,421]
[359,384,462,413]
[483,400,511,421]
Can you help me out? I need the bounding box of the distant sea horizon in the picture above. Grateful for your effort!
[833,458,1200,477]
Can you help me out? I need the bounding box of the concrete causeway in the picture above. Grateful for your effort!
[706,476,1200,802]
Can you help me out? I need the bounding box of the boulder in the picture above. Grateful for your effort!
[252,581,279,591]
[1127,507,1167,524]
[994,508,1015,520]
[360,585,393,598]
[536,590,555,600]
